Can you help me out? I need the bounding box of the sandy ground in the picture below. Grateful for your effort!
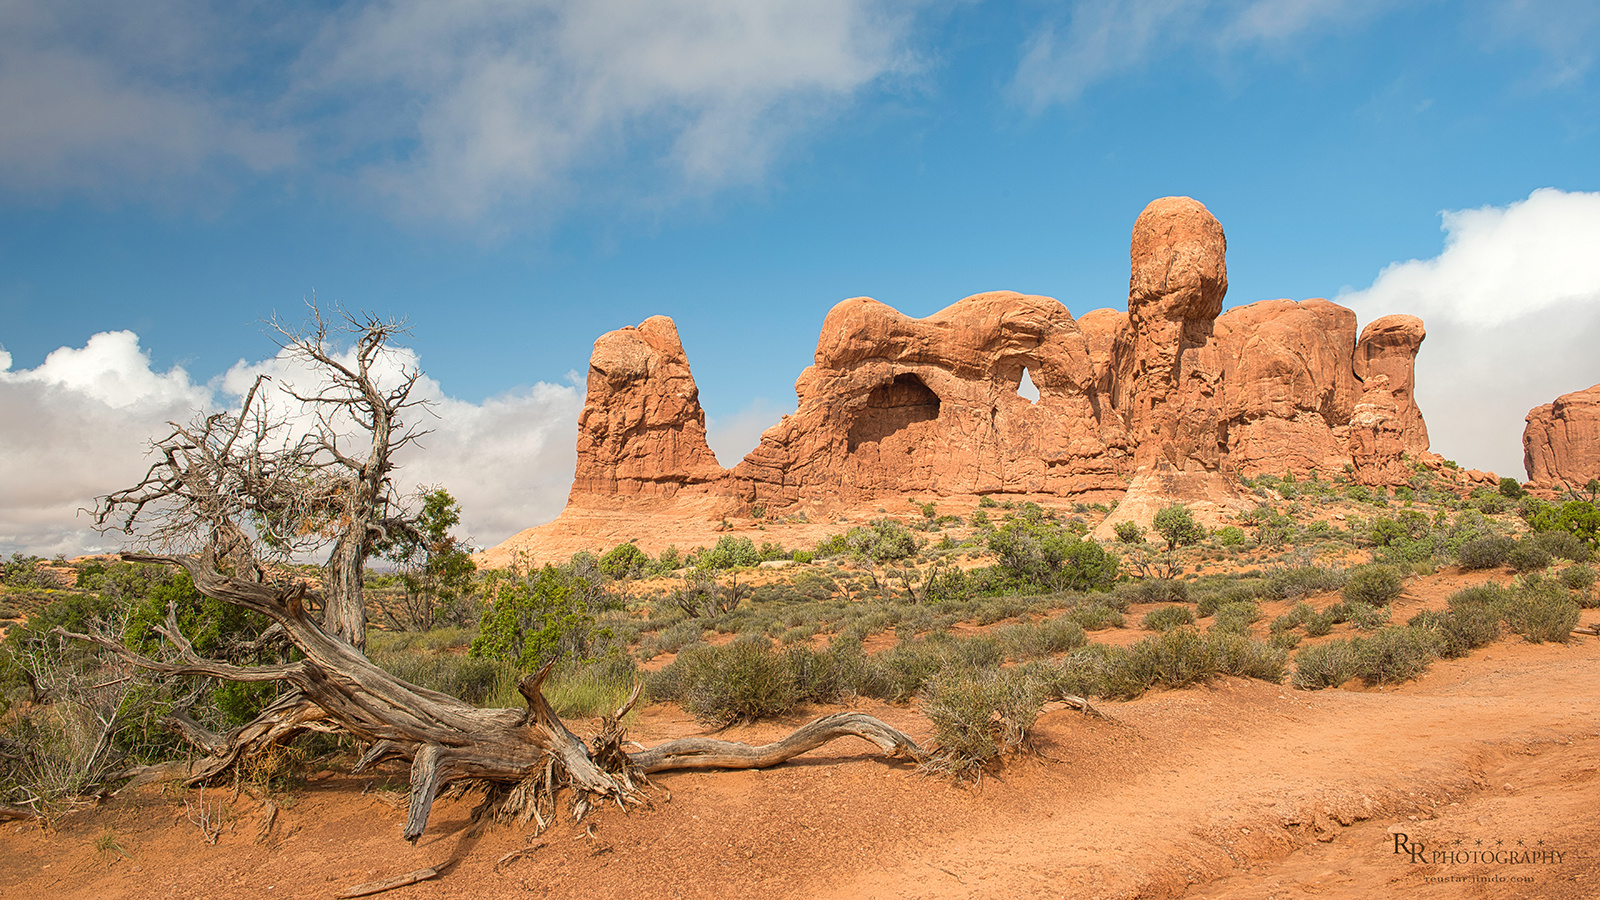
[3,594,1597,900]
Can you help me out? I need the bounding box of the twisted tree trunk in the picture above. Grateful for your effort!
[59,554,926,841]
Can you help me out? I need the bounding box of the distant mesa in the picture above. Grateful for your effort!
[1524,382,1600,491]
[488,197,1454,564]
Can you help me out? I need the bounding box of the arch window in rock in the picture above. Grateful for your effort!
[847,373,942,450]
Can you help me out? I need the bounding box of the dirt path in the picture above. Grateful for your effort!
[2,639,1596,900]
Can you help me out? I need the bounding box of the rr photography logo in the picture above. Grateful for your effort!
[1392,833,1567,866]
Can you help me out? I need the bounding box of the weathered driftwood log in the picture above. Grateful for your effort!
[57,553,926,841]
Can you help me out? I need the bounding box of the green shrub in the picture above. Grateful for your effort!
[1207,633,1288,682]
[1342,565,1404,606]
[1116,579,1188,606]
[993,617,1088,659]
[1355,627,1442,685]
[1210,601,1261,635]
[373,650,506,705]
[1066,602,1125,631]
[1559,564,1596,607]
[1456,536,1514,570]
[674,641,801,726]
[1262,567,1346,602]
[1142,604,1195,632]
[1506,541,1553,573]
[1505,577,1581,644]
[985,520,1119,593]
[1528,530,1591,563]
[599,543,650,581]
[1292,638,1362,690]
[1270,601,1315,633]
[1345,601,1392,631]
[921,668,1044,776]
[1499,477,1525,499]
[1125,627,1217,691]
[1114,521,1145,544]
[1303,609,1336,637]
[1214,526,1247,547]
[471,565,603,669]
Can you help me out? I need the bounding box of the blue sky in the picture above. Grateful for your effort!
[4,0,1600,555]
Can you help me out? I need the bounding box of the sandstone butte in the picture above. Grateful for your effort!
[1524,381,1600,490]
[486,197,1494,566]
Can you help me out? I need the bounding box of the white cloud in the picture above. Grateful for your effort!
[0,0,918,218]
[296,0,919,219]
[1010,0,1408,110]
[0,0,296,198]
[0,330,582,557]
[1340,188,1600,479]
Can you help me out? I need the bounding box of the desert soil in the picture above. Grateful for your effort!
[2,591,1596,900]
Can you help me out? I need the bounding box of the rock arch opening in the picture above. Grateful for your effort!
[1018,366,1039,403]
[848,373,941,451]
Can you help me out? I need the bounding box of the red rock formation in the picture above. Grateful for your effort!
[1213,298,1361,479]
[571,316,724,498]
[733,291,1128,504]
[1524,383,1600,488]
[555,196,1436,538]
[1347,315,1429,485]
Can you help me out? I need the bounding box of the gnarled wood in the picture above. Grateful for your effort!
[60,553,928,841]
[629,711,926,773]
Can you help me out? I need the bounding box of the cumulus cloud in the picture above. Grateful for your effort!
[1340,188,1600,479]
[0,331,582,557]
[1008,0,1435,110]
[295,0,919,219]
[0,0,917,218]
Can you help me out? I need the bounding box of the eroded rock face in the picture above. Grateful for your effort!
[733,291,1129,504]
[561,197,1436,527]
[1525,383,1600,488]
[571,316,724,498]
[1347,315,1429,485]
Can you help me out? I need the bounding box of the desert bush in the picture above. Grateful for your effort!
[656,641,801,726]
[1506,541,1553,573]
[1342,565,1404,606]
[1207,633,1288,682]
[1270,601,1316,633]
[1114,521,1145,544]
[1262,566,1346,602]
[1291,638,1362,690]
[1214,526,1247,547]
[1356,626,1443,685]
[985,520,1119,593]
[992,617,1088,659]
[921,667,1044,776]
[1344,601,1392,632]
[1270,631,1303,650]
[1141,604,1195,632]
[1456,536,1514,570]
[1116,579,1188,606]
[1066,602,1125,631]
[1505,576,1581,644]
[1210,600,1262,635]
[373,651,506,705]
[1527,530,1591,563]
[1558,564,1596,607]
[471,565,606,669]
[1124,627,1217,692]
[1303,609,1337,637]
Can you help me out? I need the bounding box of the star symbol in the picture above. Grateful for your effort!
[1475,839,1484,847]
[1454,839,1464,846]
[1517,839,1525,847]
[1538,839,1546,847]
[1495,839,1504,846]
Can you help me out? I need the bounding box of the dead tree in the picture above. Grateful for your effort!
[79,308,926,840]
